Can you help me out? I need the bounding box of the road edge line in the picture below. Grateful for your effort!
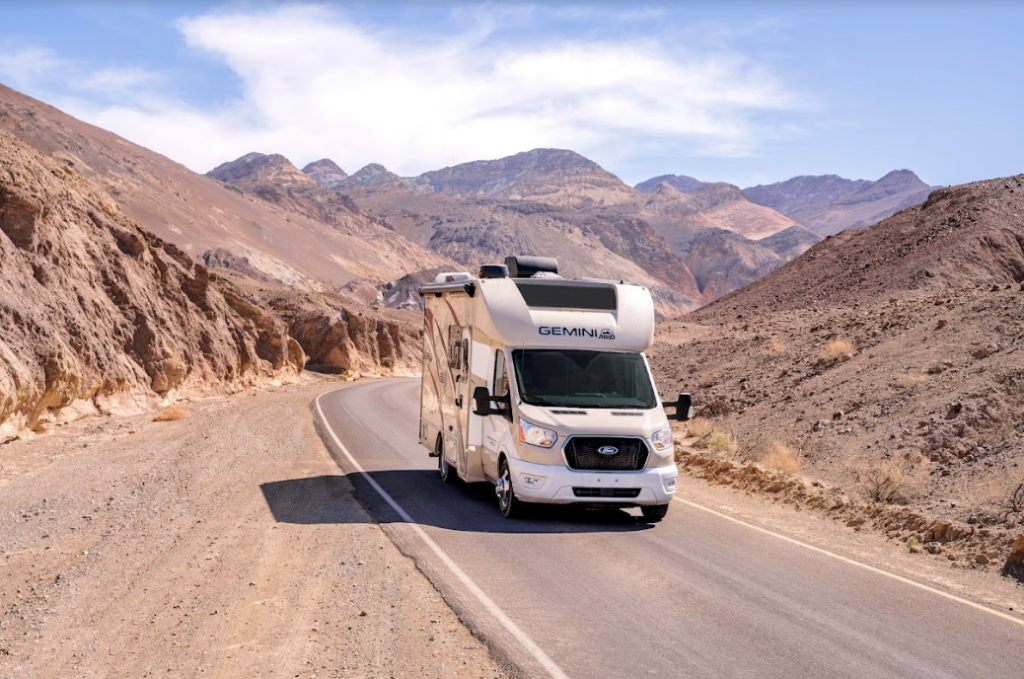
[314,388,572,679]
[675,496,1024,628]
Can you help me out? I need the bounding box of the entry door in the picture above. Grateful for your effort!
[445,325,471,473]
[481,349,511,480]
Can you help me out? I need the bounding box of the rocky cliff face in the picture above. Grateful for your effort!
[0,133,304,438]
[218,271,421,375]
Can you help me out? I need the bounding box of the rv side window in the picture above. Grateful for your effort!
[493,350,509,399]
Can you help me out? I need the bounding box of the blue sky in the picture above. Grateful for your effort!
[1,2,1021,188]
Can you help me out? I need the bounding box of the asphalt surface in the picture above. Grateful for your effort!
[313,379,1024,679]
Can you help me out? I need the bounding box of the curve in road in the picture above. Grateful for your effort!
[313,379,1024,679]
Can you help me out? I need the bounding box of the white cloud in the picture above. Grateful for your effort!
[7,4,804,179]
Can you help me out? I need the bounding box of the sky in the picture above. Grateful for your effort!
[0,1,1021,188]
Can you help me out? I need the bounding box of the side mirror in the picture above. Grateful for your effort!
[474,386,512,418]
[666,393,692,421]
[473,386,492,416]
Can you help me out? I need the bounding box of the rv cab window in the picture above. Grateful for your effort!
[493,350,509,399]
[512,349,656,409]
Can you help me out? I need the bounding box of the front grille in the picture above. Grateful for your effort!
[572,487,641,498]
[563,437,649,471]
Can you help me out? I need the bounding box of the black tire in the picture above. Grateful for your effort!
[496,457,522,518]
[438,438,458,484]
[641,504,670,522]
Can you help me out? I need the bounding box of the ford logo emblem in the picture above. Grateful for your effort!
[597,445,619,456]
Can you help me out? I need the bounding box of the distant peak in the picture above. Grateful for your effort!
[302,158,345,174]
[636,174,705,194]
[877,169,922,183]
[207,151,314,187]
[302,158,349,187]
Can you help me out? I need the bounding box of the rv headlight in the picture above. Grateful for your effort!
[651,424,674,452]
[519,420,557,448]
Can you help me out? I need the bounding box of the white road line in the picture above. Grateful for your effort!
[314,390,572,679]
[674,496,1024,628]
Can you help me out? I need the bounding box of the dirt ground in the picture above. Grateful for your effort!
[0,376,507,679]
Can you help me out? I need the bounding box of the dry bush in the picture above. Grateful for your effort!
[1005,481,1024,516]
[153,406,189,422]
[851,461,915,504]
[820,339,855,362]
[761,442,801,475]
[686,417,715,438]
[706,432,738,456]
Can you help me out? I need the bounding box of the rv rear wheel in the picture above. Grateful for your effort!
[641,504,670,522]
[437,438,458,484]
[496,458,522,519]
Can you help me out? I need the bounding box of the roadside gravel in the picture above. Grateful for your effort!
[0,376,508,679]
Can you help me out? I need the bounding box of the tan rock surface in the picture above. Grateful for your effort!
[0,379,508,678]
[0,132,302,439]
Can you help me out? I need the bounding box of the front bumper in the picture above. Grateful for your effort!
[505,456,677,506]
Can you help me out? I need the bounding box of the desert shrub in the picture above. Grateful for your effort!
[686,417,715,438]
[762,442,801,475]
[706,432,737,456]
[821,339,855,362]
[1005,481,1024,516]
[851,462,913,504]
[153,406,189,422]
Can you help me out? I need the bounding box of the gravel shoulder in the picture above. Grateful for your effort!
[0,376,508,679]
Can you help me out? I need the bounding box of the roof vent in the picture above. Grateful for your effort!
[505,255,559,278]
[434,272,472,283]
[479,264,509,279]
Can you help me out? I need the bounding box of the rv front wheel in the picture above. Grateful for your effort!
[496,458,522,518]
[641,504,670,522]
[437,439,458,484]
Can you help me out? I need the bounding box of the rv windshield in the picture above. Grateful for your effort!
[511,349,657,409]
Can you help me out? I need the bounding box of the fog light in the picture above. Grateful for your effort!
[521,474,545,488]
[664,477,677,491]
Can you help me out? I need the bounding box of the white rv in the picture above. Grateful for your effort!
[418,256,690,521]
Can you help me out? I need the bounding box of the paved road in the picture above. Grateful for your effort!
[313,379,1024,679]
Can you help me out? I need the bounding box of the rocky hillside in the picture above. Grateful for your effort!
[0,132,303,439]
[744,170,935,237]
[342,185,699,317]
[650,174,1024,576]
[0,84,443,289]
[703,175,1024,317]
[419,148,639,208]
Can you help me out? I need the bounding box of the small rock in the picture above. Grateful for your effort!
[975,554,990,565]
[832,411,844,421]
[927,542,942,555]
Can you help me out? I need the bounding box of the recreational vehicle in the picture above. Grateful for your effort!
[418,256,690,521]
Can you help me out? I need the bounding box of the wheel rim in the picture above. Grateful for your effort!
[497,465,512,510]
